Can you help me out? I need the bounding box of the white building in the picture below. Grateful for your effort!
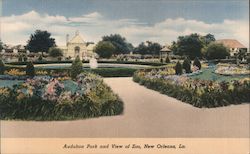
[215,39,247,56]
[60,31,95,60]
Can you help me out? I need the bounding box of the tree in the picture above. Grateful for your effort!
[26,30,56,55]
[165,56,171,63]
[49,47,63,58]
[0,59,5,74]
[175,61,183,75]
[71,56,82,79]
[134,41,162,55]
[26,61,35,77]
[182,58,192,73]
[0,40,3,51]
[201,34,215,46]
[94,41,116,58]
[193,57,201,70]
[170,33,215,59]
[205,43,230,60]
[102,34,132,55]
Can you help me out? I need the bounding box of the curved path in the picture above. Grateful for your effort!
[1,77,249,138]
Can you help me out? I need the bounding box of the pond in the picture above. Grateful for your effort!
[0,80,23,88]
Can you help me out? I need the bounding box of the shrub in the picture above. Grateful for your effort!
[38,55,43,61]
[71,56,82,79]
[0,59,5,74]
[94,41,115,58]
[165,56,171,63]
[175,61,183,75]
[160,58,163,63]
[193,57,201,70]
[182,58,192,73]
[26,61,35,77]
[23,55,28,62]
[49,47,63,58]
[18,55,23,62]
[205,43,230,60]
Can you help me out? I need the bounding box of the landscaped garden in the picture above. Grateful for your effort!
[133,59,250,108]
[0,58,124,120]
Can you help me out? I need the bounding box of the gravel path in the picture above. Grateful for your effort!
[1,77,249,138]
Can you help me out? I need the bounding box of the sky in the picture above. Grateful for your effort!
[0,0,249,47]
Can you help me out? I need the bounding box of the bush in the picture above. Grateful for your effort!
[205,43,230,60]
[0,59,5,74]
[175,61,183,75]
[133,70,250,108]
[18,55,23,62]
[26,61,35,77]
[38,55,43,61]
[94,41,115,58]
[193,57,201,70]
[49,47,63,58]
[182,58,192,73]
[23,55,28,62]
[160,58,163,63]
[71,56,82,79]
[165,56,171,63]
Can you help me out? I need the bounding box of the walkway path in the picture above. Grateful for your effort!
[1,77,249,137]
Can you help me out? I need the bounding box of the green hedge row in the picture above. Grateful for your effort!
[133,72,250,108]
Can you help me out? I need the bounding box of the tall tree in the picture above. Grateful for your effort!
[26,30,56,55]
[102,34,132,55]
[171,33,204,59]
[201,33,216,46]
[134,41,161,55]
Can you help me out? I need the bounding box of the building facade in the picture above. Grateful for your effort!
[60,31,95,60]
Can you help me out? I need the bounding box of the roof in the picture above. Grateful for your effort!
[216,39,246,48]
[160,46,172,52]
[68,33,85,44]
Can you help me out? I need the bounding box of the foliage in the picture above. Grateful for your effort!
[0,59,5,75]
[49,47,63,57]
[102,34,133,55]
[0,40,3,51]
[175,61,183,75]
[94,41,116,58]
[26,30,56,55]
[71,56,82,79]
[26,61,35,77]
[165,56,171,63]
[5,69,26,76]
[38,55,43,61]
[170,33,204,59]
[205,43,230,60]
[133,69,250,108]
[134,41,162,55]
[200,34,215,46]
[182,58,192,73]
[193,57,201,70]
[0,73,123,120]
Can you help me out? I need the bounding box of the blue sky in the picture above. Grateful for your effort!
[1,0,249,46]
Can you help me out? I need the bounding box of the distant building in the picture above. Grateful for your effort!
[215,39,247,56]
[59,31,95,60]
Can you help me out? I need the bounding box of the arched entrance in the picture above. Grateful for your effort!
[74,46,80,58]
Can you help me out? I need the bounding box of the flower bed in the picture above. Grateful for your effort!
[0,73,123,120]
[133,68,250,108]
[215,63,250,76]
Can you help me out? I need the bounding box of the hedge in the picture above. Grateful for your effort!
[133,71,250,108]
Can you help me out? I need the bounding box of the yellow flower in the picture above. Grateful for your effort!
[0,88,9,95]
[6,69,25,76]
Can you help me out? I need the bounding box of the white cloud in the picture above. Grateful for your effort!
[1,10,249,48]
